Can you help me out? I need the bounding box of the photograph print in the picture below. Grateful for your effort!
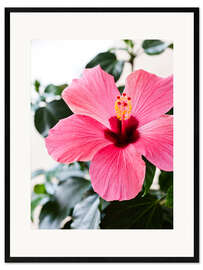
[31,39,173,230]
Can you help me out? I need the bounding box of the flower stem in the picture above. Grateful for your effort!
[129,52,136,71]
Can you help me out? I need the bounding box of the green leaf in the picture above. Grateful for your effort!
[31,195,49,222]
[71,194,100,229]
[123,40,134,49]
[99,197,110,211]
[45,181,55,195]
[31,169,45,179]
[166,185,173,208]
[39,200,63,229]
[159,171,173,192]
[86,52,124,82]
[34,99,72,137]
[142,40,169,55]
[61,219,72,229]
[166,108,173,115]
[77,161,89,172]
[55,177,90,214]
[31,95,46,112]
[168,43,173,49]
[39,177,90,229]
[34,184,47,194]
[54,163,86,182]
[46,99,72,120]
[34,80,40,92]
[101,193,167,229]
[142,157,156,196]
[44,83,68,97]
[34,107,56,137]
[162,206,173,228]
[118,85,125,94]
[57,84,68,94]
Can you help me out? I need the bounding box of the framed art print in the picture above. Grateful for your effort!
[5,7,199,262]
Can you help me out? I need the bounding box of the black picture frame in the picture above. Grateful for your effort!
[5,7,199,263]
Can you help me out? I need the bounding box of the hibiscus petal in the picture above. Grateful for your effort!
[135,115,173,171]
[62,66,120,128]
[124,69,173,127]
[45,114,112,164]
[90,144,146,201]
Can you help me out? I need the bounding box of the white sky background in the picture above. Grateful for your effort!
[31,40,173,171]
[31,40,117,86]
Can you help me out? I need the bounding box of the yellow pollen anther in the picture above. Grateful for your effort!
[114,93,132,120]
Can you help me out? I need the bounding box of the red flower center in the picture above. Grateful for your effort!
[104,116,139,148]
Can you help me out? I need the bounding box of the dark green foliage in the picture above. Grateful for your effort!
[159,171,173,193]
[34,80,40,92]
[34,99,72,137]
[168,43,174,49]
[44,83,68,97]
[118,85,125,94]
[142,157,156,196]
[142,40,169,55]
[86,51,124,82]
[71,194,100,229]
[34,184,47,194]
[32,164,91,229]
[31,194,49,222]
[166,108,173,115]
[34,107,56,137]
[123,40,134,49]
[166,185,173,208]
[39,200,63,229]
[38,177,90,229]
[159,171,173,209]
[101,193,172,229]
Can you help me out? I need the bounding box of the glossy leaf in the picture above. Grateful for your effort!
[100,198,110,211]
[77,161,90,172]
[71,194,100,229]
[44,83,68,96]
[34,99,72,137]
[166,108,173,115]
[142,40,168,55]
[142,157,156,196]
[34,107,56,137]
[55,177,90,213]
[123,40,134,49]
[168,43,173,49]
[101,193,167,229]
[39,177,90,229]
[166,185,173,208]
[45,182,55,195]
[118,85,125,94]
[61,219,72,229]
[39,200,63,229]
[162,206,173,228]
[47,99,72,120]
[34,184,47,194]
[159,171,173,192]
[31,195,49,222]
[31,169,45,179]
[86,51,124,82]
[34,80,40,92]
[54,163,86,182]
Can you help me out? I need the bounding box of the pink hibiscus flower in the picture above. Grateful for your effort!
[45,66,173,201]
